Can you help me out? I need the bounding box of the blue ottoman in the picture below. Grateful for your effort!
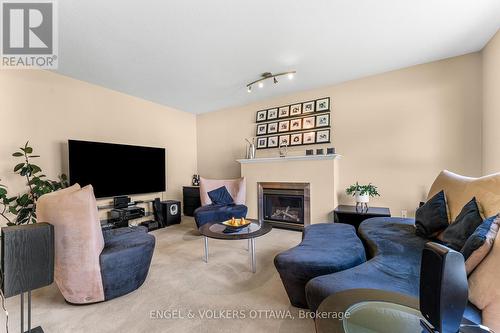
[274,223,366,308]
[194,204,248,229]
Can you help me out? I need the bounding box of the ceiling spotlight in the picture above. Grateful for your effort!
[246,70,296,92]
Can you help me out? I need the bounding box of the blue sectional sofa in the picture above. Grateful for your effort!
[274,217,481,324]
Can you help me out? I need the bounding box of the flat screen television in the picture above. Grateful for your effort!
[68,140,166,198]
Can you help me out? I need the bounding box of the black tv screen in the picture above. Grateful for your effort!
[68,140,166,198]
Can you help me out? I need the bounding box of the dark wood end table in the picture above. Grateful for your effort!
[183,186,201,216]
[334,205,391,231]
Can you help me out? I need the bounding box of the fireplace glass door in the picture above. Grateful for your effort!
[263,189,305,225]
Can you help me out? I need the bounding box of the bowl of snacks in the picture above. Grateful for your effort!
[220,217,251,231]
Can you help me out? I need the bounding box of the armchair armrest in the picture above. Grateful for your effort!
[102,226,148,242]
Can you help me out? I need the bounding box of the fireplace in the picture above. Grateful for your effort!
[258,182,310,230]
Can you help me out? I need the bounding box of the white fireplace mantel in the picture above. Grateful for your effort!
[237,154,341,164]
[239,154,340,224]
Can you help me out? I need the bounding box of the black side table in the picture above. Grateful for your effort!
[334,205,391,231]
[183,186,201,216]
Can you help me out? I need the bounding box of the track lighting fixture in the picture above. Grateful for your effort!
[246,70,296,92]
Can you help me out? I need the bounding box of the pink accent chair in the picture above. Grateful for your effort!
[194,177,247,228]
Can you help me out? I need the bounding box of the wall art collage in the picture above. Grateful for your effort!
[255,97,331,149]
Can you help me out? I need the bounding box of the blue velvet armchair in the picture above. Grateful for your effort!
[194,177,248,229]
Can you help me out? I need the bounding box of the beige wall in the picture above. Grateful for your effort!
[0,70,197,221]
[482,30,500,175]
[197,54,483,217]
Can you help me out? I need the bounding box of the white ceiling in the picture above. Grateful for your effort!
[56,0,500,114]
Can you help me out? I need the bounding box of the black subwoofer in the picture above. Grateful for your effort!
[420,242,468,333]
[154,200,181,227]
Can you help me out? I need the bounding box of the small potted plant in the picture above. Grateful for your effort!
[346,182,380,210]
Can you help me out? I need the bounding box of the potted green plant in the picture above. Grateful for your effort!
[1,142,68,225]
[346,182,380,210]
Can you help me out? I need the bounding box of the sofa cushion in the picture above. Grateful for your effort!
[427,170,500,222]
[274,223,366,308]
[468,213,500,332]
[439,198,483,251]
[207,186,234,205]
[461,215,499,275]
[36,184,105,304]
[415,190,449,237]
[194,204,247,228]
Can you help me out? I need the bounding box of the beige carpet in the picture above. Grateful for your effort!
[4,217,315,333]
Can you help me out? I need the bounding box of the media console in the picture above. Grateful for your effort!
[110,206,146,228]
[99,196,181,231]
[99,198,152,230]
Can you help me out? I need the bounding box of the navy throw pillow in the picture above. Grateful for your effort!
[415,190,449,237]
[440,197,483,251]
[461,214,497,260]
[207,186,234,205]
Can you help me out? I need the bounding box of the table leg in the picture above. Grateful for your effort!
[250,238,256,273]
[246,239,250,251]
[203,236,209,263]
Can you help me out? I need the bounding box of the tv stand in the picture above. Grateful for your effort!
[109,206,146,228]
[99,199,155,230]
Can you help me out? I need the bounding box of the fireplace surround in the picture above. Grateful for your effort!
[238,154,340,225]
[258,182,311,230]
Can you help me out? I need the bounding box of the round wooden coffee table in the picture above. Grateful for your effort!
[198,219,272,273]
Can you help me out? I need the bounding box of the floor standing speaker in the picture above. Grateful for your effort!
[419,242,468,333]
[1,222,54,333]
[161,200,181,226]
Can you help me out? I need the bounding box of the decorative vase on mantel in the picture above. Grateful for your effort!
[245,138,256,159]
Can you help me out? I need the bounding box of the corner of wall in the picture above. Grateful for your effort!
[480,29,500,175]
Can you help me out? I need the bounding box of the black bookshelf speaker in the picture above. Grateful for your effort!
[1,223,54,298]
[420,242,468,333]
